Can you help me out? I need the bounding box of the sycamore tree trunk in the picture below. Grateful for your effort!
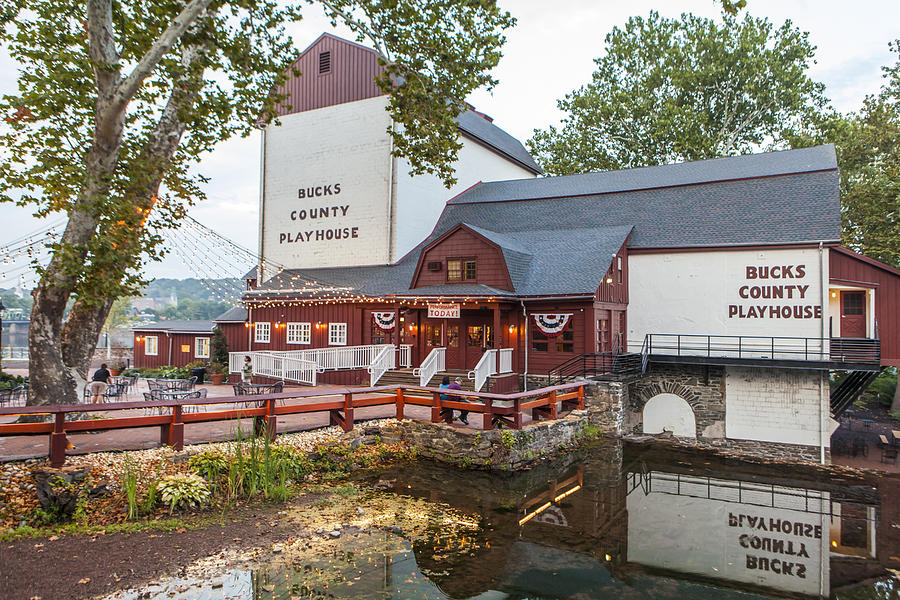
[26,0,212,408]
[55,40,208,395]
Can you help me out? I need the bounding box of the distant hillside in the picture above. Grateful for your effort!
[142,278,242,303]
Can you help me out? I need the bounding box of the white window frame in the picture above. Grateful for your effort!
[145,335,158,356]
[328,322,347,346]
[286,322,311,345]
[254,321,271,343]
[195,337,210,358]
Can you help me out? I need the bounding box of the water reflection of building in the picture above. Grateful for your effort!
[381,442,894,599]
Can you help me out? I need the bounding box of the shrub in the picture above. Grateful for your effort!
[157,473,210,513]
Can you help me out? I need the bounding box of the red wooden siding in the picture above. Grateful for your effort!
[523,301,594,374]
[412,226,513,290]
[133,332,212,368]
[218,322,250,355]
[275,33,385,117]
[830,247,900,366]
[596,242,629,304]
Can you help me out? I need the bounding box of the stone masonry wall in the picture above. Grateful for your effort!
[626,364,726,438]
[377,413,589,471]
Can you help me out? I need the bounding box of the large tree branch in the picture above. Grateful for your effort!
[103,0,213,126]
[86,0,120,97]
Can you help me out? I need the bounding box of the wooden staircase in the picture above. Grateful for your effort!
[377,368,477,392]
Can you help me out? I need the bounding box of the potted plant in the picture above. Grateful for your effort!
[110,362,126,376]
[208,361,226,385]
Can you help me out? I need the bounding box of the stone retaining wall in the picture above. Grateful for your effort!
[375,412,590,471]
[627,364,726,437]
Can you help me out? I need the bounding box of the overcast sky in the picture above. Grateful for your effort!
[1,0,898,282]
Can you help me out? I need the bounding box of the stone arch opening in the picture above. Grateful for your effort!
[642,393,697,438]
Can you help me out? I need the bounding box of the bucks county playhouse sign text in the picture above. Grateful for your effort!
[728,264,822,320]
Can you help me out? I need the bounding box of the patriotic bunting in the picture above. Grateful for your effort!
[533,313,572,337]
[372,312,396,331]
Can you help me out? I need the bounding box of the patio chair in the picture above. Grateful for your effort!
[148,379,169,392]
[103,382,127,401]
[179,388,207,413]
[233,382,249,396]
[173,377,197,392]
[0,386,23,407]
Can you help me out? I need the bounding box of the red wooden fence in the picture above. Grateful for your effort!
[0,383,586,467]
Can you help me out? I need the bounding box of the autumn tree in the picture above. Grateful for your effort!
[0,0,514,406]
[528,11,826,174]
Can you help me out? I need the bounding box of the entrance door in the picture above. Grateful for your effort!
[423,321,462,369]
[464,320,494,369]
[840,291,867,338]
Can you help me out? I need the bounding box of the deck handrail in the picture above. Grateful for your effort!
[367,345,396,386]
[413,347,445,386]
[469,350,497,392]
[644,333,880,364]
[0,381,588,467]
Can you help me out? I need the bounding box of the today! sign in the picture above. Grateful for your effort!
[427,304,460,319]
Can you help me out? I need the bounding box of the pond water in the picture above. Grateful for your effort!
[107,441,900,599]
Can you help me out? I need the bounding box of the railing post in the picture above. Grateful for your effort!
[677,335,681,356]
[166,405,184,451]
[549,390,558,420]
[431,392,442,423]
[49,412,68,468]
[771,337,774,359]
[577,385,585,410]
[396,388,405,421]
[513,396,522,429]
[482,397,493,430]
[342,393,354,432]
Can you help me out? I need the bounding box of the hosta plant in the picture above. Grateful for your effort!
[157,473,211,514]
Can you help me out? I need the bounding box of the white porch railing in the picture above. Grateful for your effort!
[469,350,496,392]
[414,347,445,386]
[367,345,396,386]
[468,348,514,392]
[397,345,412,368]
[237,351,318,386]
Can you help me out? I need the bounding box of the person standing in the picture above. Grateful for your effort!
[242,355,253,384]
[449,376,467,424]
[89,363,111,403]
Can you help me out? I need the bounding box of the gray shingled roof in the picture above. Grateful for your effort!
[132,320,214,333]
[455,110,542,174]
[247,146,839,300]
[214,307,248,322]
[451,145,837,205]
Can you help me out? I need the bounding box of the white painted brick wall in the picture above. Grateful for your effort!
[260,96,394,273]
[725,367,835,446]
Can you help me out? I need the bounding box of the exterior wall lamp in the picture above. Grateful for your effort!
[508,325,516,334]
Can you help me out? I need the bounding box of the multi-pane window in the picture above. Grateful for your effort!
[287,322,311,344]
[255,322,271,343]
[145,335,158,356]
[195,337,210,358]
[842,292,865,315]
[530,320,574,353]
[531,328,549,352]
[447,258,476,281]
[556,321,575,353]
[371,322,388,345]
[464,260,476,280]
[329,322,347,346]
[426,324,442,347]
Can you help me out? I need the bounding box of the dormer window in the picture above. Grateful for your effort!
[447,258,476,282]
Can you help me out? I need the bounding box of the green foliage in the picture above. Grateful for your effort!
[0,372,26,390]
[500,429,515,449]
[122,454,139,520]
[332,483,359,497]
[790,41,900,268]
[211,326,229,367]
[157,473,211,514]
[151,298,233,321]
[528,11,825,174]
[870,368,898,407]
